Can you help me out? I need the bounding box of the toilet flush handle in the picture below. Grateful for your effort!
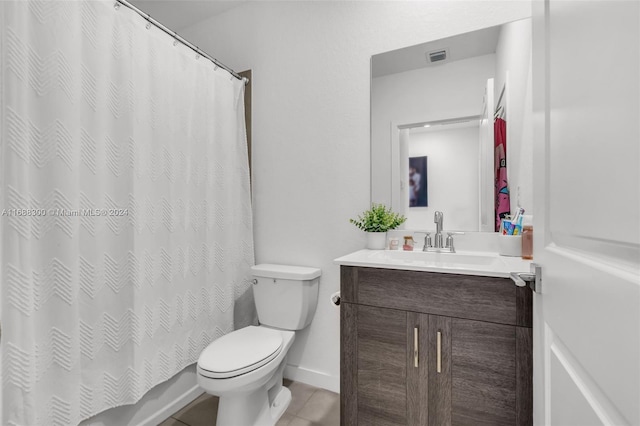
[252,279,258,285]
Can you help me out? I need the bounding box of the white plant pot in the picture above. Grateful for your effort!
[366,232,387,250]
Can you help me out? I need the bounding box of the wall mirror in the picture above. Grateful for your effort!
[370,18,533,232]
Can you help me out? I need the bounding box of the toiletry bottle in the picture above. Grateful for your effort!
[521,216,533,260]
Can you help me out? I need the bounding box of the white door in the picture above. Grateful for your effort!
[532,1,639,425]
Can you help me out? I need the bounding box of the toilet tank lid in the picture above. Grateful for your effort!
[251,264,321,280]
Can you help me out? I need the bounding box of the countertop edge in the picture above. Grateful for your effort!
[334,249,532,279]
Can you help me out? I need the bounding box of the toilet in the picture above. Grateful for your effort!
[197,264,321,426]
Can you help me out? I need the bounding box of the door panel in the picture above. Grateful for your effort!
[546,1,639,248]
[356,305,407,425]
[549,339,603,426]
[451,318,516,426]
[532,0,640,424]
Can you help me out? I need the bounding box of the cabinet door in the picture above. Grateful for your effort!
[450,318,517,426]
[355,304,408,425]
[406,312,453,426]
[406,312,429,426]
[428,315,452,426]
[341,303,409,426]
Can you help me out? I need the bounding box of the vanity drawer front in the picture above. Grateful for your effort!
[343,266,518,326]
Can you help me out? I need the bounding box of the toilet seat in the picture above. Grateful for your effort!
[198,326,283,379]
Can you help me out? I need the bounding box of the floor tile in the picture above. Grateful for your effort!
[157,418,189,426]
[286,417,316,426]
[168,382,339,426]
[275,412,295,426]
[283,381,318,415]
[296,389,340,425]
[172,392,219,426]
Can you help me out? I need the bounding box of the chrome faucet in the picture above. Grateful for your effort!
[416,212,463,253]
[434,211,444,248]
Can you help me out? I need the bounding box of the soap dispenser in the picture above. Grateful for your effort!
[521,216,533,260]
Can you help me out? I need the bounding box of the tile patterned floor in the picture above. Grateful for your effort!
[158,379,339,426]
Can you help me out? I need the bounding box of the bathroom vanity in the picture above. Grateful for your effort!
[336,251,533,426]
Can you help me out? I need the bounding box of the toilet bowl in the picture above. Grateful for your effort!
[197,326,295,426]
[197,264,321,426]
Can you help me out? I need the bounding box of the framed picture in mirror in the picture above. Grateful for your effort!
[409,156,427,207]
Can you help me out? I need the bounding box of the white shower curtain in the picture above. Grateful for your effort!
[1,1,255,425]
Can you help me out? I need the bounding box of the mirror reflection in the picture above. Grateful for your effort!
[371,18,533,232]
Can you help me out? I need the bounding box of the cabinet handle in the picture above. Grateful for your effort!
[436,331,442,373]
[414,327,419,367]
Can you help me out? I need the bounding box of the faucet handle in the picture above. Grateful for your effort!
[445,231,465,252]
[414,231,432,250]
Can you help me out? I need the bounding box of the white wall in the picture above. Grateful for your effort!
[406,126,479,231]
[179,1,531,393]
[495,18,533,215]
[372,54,495,207]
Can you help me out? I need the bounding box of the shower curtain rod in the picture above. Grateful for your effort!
[115,0,249,85]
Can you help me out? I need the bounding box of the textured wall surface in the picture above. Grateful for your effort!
[182,1,532,391]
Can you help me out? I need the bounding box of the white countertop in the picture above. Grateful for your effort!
[334,249,532,278]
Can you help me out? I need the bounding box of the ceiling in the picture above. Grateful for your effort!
[372,25,501,78]
[127,0,247,31]
[127,2,502,78]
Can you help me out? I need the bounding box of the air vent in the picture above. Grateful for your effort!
[426,49,448,63]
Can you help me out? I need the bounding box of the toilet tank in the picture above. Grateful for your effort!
[251,264,321,330]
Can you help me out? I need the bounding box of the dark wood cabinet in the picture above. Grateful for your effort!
[340,266,532,426]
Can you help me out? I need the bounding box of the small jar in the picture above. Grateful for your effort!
[403,236,414,251]
[388,237,399,250]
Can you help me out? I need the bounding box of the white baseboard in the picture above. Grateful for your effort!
[284,365,339,394]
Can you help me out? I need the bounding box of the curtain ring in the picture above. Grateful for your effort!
[173,32,178,46]
[114,2,120,10]
[195,48,201,59]
[145,14,151,30]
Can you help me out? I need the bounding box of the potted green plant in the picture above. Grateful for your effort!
[350,203,406,249]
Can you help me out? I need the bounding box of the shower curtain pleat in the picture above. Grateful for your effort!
[1,1,255,425]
